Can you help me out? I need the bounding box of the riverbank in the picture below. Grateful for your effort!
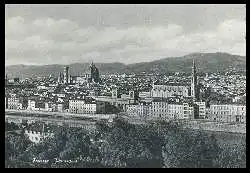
[5,109,116,120]
[121,116,246,134]
[5,109,246,134]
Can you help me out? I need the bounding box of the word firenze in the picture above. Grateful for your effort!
[33,157,97,164]
[32,157,127,167]
[33,158,78,164]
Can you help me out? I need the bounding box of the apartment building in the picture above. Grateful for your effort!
[208,104,246,123]
[69,99,105,114]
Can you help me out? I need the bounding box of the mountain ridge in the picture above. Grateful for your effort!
[5,52,246,78]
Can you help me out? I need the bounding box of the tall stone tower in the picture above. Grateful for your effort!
[63,66,69,84]
[58,72,63,84]
[191,60,199,101]
[89,62,100,83]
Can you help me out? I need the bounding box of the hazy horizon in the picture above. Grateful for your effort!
[5,51,246,67]
[5,4,246,66]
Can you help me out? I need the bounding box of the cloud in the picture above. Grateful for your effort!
[217,19,246,42]
[5,16,26,39]
[5,16,246,65]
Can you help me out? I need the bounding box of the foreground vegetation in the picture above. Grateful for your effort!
[5,118,246,168]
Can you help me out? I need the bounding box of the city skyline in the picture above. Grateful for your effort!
[5,4,246,168]
[5,4,246,66]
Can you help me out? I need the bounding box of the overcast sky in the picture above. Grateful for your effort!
[5,4,246,66]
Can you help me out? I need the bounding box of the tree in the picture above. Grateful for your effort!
[162,130,219,168]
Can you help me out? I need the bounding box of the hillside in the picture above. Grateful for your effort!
[5,52,246,78]
[126,52,246,74]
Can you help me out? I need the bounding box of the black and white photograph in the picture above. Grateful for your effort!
[5,4,246,168]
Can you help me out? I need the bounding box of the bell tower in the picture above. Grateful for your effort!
[191,60,199,101]
[63,66,69,84]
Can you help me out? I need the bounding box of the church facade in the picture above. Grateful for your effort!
[151,59,199,101]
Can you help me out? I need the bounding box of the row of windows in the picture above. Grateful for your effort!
[70,102,96,105]
[69,105,96,108]
[211,106,245,111]
[213,116,245,121]
[153,109,184,113]
[71,109,95,112]
[8,103,20,105]
[8,106,19,109]
[153,106,168,108]
[70,107,96,110]
[70,108,95,111]
[70,101,85,104]
[8,100,19,102]
[152,94,188,97]
[212,111,245,115]
[153,103,184,107]
[215,115,245,119]
[70,110,96,114]
[128,111,190,116]
[153,90,188,93]
[129,108,189,112]
[70,104,96,107]
[153,87,188,90]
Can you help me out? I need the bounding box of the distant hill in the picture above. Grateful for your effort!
[5,52,246,78]
[5,63,127,79]
[126,52,246,74]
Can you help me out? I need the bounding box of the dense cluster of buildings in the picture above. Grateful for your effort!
[5,60,246,124]
[125,60,245,123]
[126,60,203,120]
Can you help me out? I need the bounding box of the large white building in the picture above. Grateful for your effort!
[7,97,23,110]
[126,102,151,117]
[151,99,193,119]
[27,100,61,112]
[126,98,194,120]
[69,99,105,114]
[207,104,246,123]
[167,102,193,120]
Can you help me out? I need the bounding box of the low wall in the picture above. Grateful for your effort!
[120,115,246,134]
[5,109,116,120]
[181,120,246,134]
